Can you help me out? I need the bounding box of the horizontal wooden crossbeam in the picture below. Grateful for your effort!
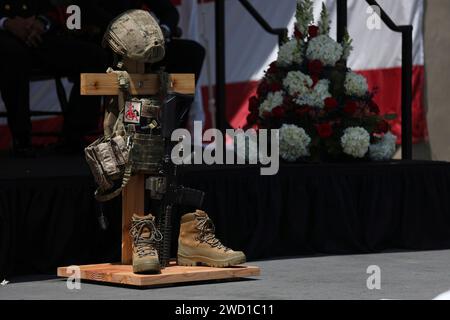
[80,73,195,96]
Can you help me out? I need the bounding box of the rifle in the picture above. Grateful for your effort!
[146,75,205,268]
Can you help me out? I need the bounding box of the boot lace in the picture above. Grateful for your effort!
[130,218,163,258]
[195,213,230,251]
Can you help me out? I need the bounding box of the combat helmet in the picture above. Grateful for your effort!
[103,9,165,63]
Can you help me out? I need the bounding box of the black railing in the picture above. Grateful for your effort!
[238,0,288,46]
[215,0,227,131]
[215,0,288,132]
[337,0,413,160]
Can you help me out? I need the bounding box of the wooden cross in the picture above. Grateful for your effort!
[59,60,260,287]
[81,60,195,265]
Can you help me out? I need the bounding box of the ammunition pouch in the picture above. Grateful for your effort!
[130,133,164,175]
[146,176,166,200]
[141,98,161,119]
[85,135,130,202]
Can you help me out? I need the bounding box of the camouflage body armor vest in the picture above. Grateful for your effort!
[84,9,167,202]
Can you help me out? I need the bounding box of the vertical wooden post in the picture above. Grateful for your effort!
[122,175,146,264]
[121,60,146,265]
[124,58,146,74]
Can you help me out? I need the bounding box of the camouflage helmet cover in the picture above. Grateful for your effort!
[103,9,166,63]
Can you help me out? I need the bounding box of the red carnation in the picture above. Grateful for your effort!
[368,100,380,114]
[344,100,358,115]
[272,106,286,118]
[316,123,333,138]
[269,82,282,92]
[249,96,259,113]
[311,75,319,87]
[308,60,323,76]
[295,106,311,117]
[283,96,293,105]
[375,120,390,134]
[294,26,303,40]
[308,25,319,38]
[324,97,338,111]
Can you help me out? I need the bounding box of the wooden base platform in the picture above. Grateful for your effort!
[57,263,261,287]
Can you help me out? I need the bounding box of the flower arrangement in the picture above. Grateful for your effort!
[245,0,397,162]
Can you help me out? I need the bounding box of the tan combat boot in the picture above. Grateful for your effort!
[177,210,246,267]
[130,213,162,274]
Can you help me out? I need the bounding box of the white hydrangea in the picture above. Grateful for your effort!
[369,132,397,161]
[344,71,368,97]
[283,71,312,96]
[341,127,370,158]
[259,91,284,117]
[306,35,343,66]
[277,39,303,67]
[279,124,311,161]
[295,79,331,108]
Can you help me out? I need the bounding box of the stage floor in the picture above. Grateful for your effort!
[2,250,450,300]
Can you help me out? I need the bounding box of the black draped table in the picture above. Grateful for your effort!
[2,158,450,277]
[0,156,121,278]
[178,161,450,259]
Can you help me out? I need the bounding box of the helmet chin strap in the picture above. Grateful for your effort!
[113,54,123,70]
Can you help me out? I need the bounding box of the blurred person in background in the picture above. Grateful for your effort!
[0,0,108,157]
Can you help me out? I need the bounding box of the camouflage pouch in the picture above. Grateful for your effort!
[129,133,164,175]
[85,108,130,202]
[85,140,114,192]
